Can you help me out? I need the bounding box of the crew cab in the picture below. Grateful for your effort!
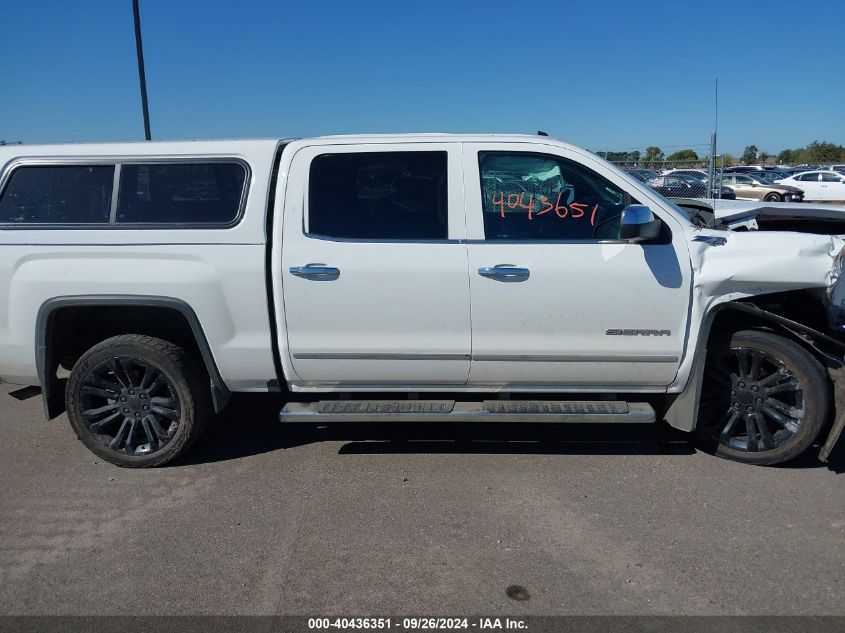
[0,134,843,468]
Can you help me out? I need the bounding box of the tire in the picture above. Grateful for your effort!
[764,193,782,202]
[66,334,211,468]
[694,330,830,466]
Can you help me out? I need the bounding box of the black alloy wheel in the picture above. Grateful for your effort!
[66,335,211,467]
[79,355,181,456]
[695,330,829,465]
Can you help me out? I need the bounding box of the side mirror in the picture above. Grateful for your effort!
[621,205,661,243]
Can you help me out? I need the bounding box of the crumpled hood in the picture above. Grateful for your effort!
[710,199,845,222]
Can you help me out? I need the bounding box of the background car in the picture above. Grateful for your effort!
[720,173,804,202]
[785,165,822,174]
[744,170,791,183]
[775,171,845,201]
[662,168,710,179]
[722,166,766,173]
[647,174,736,199]
[625,168,659,183]
[664,171,737,198]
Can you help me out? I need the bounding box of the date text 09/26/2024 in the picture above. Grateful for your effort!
[307,617,528,630]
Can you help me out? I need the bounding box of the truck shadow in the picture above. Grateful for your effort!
[176,394,845,472]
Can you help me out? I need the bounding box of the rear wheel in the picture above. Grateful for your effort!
[66,334,211,468]
[694,330,829,466]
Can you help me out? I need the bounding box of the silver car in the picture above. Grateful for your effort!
[720,173,804,202]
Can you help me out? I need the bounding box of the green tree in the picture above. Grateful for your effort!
[776,142,845,165]
[778,149,798,164]
[644,146,664,162]
[719,154,735,167]
[667,149,699,162]
[804,141,845,163]
[741,145,759,165]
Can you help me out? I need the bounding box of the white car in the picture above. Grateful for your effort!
[775,170,845,201]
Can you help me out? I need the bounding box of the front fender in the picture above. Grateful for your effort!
[663,301,845,462]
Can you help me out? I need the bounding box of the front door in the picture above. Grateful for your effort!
[462,143,692,389]
[280,143,471,387]
[796,173,823,200]
[732,174,760,200]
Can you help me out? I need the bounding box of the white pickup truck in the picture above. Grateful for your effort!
[1,134,844,468]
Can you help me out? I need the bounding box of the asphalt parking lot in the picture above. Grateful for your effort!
[0,384,843,617]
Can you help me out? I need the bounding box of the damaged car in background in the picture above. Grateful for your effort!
[719,172,804,203]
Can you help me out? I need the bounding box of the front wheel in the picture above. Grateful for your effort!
[764,193,782,202]
[694,330,830,466]
[66,334,211,467]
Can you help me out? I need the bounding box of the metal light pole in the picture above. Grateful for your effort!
[708,79,718,197]
[132,0,152,140]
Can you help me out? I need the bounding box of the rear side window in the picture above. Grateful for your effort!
[308,151,448,240]
[0,165,114,224]
[798,173,820,181]
[116,162,246,224]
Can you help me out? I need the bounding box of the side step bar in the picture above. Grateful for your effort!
[280,400,655,424]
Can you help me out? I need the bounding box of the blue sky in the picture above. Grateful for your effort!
[1,0,843,155]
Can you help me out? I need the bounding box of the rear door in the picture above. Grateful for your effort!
[462,142,692,389]
[279,142,471,387]
[819,172,845,201]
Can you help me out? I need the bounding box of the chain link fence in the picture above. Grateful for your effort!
[599,152,730,199]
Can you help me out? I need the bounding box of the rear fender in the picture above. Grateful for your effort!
[36,295,230,419]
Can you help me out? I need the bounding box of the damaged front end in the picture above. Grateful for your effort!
[688,223,845,463]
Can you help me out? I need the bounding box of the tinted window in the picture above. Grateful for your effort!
[821,172,843,182]
[0,165,114,224]
[116,162,246,224]
[798,173,820,181]
[479,152,635,241]
[735,175,754,184]
[308,152,447,240]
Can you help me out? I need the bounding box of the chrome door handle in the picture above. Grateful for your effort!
[478,266,530,280]
[289,265,340,279]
